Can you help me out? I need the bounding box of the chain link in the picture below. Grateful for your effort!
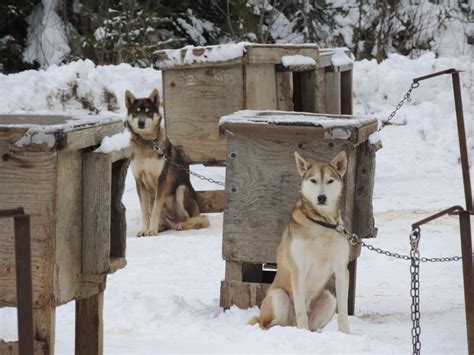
[336,226,462,262]
[378,82,420,132]
[336,225,462,355]
[152,143,225,187]
[410,228,421,355]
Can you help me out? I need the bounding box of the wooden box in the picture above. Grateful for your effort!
[0,114,130,354]
[218,110,379,310]
[154,44,353,164]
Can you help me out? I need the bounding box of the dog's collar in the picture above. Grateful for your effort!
[303,212,339,230]
[126,121,165,156]
[300,198,339,230]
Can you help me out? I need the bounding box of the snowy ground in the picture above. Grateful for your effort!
[0,53,472,354]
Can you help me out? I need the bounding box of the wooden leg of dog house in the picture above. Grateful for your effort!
[75,292,104,355]
[33,305,56,355]
[348,260,357,316]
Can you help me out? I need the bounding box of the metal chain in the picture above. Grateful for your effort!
[378,82,420,132]
[336,226,462,262]
[152,143,225,187]
[336,225,461,355]
[410,228,421,355]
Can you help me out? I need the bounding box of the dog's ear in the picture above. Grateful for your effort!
[149,89,160,108]
[294,151,311,177]
[330,151,347,177]
[125,90,136,109]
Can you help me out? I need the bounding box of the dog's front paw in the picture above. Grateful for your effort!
[136,230,148,237]
[136,229,159,237]
[144,229,160,236]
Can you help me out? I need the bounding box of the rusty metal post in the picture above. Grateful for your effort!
[451,72,472,212]
[451,71,473,355]
[412,68,473,353]
[14,213,34,355]
[459,211,473,355]
[0,208,34,355]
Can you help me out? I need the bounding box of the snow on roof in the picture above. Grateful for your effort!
[0,113,123,148]
[281,55,316,67]
[94,130,130,153]
[319,47,354,67]
[154,42,326,68]
[220,110,375,128]
[331,50,354,66]
[220,110,376,141]
[155,43,249,68]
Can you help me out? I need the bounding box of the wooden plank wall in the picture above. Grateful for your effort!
[163,65,244,164]
[244,64,277,110]
[54,150,84,304]
[0,150,56,308]
[325,70,342,114]
[82,152,111,276]
[275,71,293,111]
[223,131,355,264]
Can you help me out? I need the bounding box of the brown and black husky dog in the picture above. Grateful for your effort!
[125,89,209,237]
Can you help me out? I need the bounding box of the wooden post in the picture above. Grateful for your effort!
[244,64,277,110]
[33,305,56,355]
[75,292,104,355]
[325,70,341,114]
[276,71,294,111]
[14,214,34,355]
[82,153,112,275]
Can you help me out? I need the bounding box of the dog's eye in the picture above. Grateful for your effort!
[327,179,334,184]
[310,178,318,184]
[135,108,140,113]
[145,108,149,113]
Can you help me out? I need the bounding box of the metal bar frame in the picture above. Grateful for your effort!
[409,68,473,354]
[0,207,34,355]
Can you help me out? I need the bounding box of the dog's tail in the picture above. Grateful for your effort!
[248,315,260,326]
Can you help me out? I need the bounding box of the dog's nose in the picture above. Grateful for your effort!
[138,121,145,129]
[317,195,327,204]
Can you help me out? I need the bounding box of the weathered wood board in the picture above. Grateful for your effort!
[82,152,112,276]
[220,280,270,310]
[244,64,277,110]
[163,65,244,163]
[0,151,56,308]
[54,150,84,305]
[325,70,342,114]
[0,339,48,355]
[222,132,355,264]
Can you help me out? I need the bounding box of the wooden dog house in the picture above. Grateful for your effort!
[154,44,353,164]
[0,115,130,354]
[219,110,379,312]
[154,44,354,212]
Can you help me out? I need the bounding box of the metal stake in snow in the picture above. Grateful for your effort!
[378,68,473,355]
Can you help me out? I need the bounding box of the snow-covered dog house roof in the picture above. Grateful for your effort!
[219,110,377,145]
[153,43,354,165]
[0,114,124,151]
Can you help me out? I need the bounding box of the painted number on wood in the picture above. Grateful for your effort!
[212,69,236,84]
[177,74,195,86]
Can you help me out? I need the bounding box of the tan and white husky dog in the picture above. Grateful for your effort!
[125,89,209,237]
[249,151,350,333]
